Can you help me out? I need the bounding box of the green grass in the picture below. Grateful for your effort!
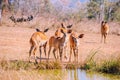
[83,49,120,74]
[0,60,63,70]
[0,49,120,75]
[0,60,35,70]
[66,63,76,69]
[96,60,120,74]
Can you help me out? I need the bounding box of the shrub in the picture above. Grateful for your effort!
[96,60,120,74]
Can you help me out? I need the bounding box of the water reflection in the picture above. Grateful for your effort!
[38,69,120,80]
[67,69,120,80]
[68,69,88,80]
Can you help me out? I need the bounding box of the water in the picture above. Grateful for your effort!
[67,69,120,80]
[38,69,120,80]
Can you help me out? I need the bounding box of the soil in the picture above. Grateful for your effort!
[0,26,120,63]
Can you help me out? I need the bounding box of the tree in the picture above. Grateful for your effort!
[112,0,120,21]
[87,0,100,20]
[87,0,120,22]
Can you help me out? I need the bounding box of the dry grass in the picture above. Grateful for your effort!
[0,70,42,80]
[0,59,67,80]
[0,59,63,70]
[0,69,67,80]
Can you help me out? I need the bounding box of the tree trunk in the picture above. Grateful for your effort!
[100,0,105,22]
[0,0,2,26]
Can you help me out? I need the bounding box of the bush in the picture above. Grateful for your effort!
[96,60,120,74]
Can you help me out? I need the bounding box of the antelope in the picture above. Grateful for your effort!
[48,29,72,61]
[48,23,72,61]
[69,31,84,62]
[54,23,72,59]
[10,16,16,23]
[29,28,49,63]
[101,21,109,43]
[9,15,34,23]
[27,15,33,21]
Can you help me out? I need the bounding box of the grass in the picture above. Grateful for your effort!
[36,61,62,69]
[0,60,66,80]
[0,49,120,75]
[0,59,63,70]
[65,63,82,69]
[66,63,76,69]
[84,49,120,74]
[96,60,120,74]
[0,60,35,70]
[38,69,67,80]
[0,59,86,70]
[0,69,67,80]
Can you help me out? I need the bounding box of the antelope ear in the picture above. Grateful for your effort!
[78,34,84,38]
[105,21,107,24]
[67,24,72,28]
[36,28,41,32]
[61,29,64,33]
[44,28,49,32]
[61,23,65,28]
[101,21,105,26]
[101,21,104,24]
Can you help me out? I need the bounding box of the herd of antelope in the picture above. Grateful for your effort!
[29,21,109,63]
[10,15,33,23]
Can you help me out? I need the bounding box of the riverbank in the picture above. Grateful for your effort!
[0,54,120,75]
[0,63,120,80]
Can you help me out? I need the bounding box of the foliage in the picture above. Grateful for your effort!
[114,8,120,21]
[87,0,120,21]
[87,1,100,19]
[96,60,120,74]
[113,1,120,21]
[84,49,120,74]
[0,0,120,22]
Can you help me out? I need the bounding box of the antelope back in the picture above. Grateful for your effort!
[30,31,48,46]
